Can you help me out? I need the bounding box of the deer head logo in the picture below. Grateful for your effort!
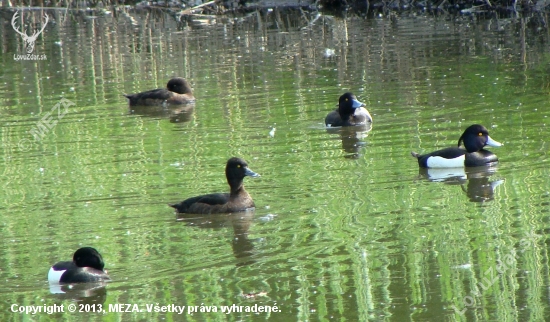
[11,10,49,54]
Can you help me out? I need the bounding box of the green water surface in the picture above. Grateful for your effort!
[0,8,549,322]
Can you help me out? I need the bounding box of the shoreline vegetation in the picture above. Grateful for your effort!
[1,0,549,15]
[0,0,548,33]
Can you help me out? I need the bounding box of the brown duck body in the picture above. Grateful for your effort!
[172,189,255,214]
[325,107,372,126]
[124,77,195,106]
[169,157,260,214]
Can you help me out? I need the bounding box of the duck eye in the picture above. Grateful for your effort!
[237,165,241,168]
[478,132,483,136]
[345,98,348,101]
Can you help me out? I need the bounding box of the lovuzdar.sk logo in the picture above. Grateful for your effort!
[11,10,49,61]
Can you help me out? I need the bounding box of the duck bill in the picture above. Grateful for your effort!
[486,136,502,147]
[244,168,260,177]
[352,99,365,108]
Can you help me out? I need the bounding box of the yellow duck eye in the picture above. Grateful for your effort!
[478,132,483,136]
[345,98,348,101]
[237,165,241,168]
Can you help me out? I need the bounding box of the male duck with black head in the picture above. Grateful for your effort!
[325,92,373,127]
[124,77,195,106]
[48,247,110,284]
[170,157,260,214]
[411,124,503,168]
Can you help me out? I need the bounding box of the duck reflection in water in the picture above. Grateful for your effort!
[128,104,195,123]
[49,282,108,304]
[326,123,372,158]
[176,210,256,266]
[417,166,504,203]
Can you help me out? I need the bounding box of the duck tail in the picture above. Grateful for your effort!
[123,94,137,106]
[169,203,186,214]
[411,151,420,158]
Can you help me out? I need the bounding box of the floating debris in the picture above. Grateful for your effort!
[324,48,336,58]
[241,291,268,299]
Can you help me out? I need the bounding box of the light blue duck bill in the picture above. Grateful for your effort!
[244,168,260,177]
[486,136,502,147]
[351,98,364,108]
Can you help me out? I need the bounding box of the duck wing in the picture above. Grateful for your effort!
[124,88,172,106]
[169,193,230,214]
[411,147,466,168]
[325,109,344,127]
[60,267,110,283]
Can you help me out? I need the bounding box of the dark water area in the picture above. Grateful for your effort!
[0,6,550,322]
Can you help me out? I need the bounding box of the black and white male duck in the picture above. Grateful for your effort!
[124,77,195,106]
[411,124,502,168]
[48,247,110,284]
[170,157,260,214]
[325,92,373,127]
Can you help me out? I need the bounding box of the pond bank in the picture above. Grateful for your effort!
[3,0,548,16]
[125,0,550,31]
[224,0,548,14]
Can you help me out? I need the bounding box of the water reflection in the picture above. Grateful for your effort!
[418,167,504,202]
[461,169,504,203]
[49,282,108,305]
[419,167,468,183]
[128,104,195,123]
[176,211,255,266]
[326,124,372,158]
